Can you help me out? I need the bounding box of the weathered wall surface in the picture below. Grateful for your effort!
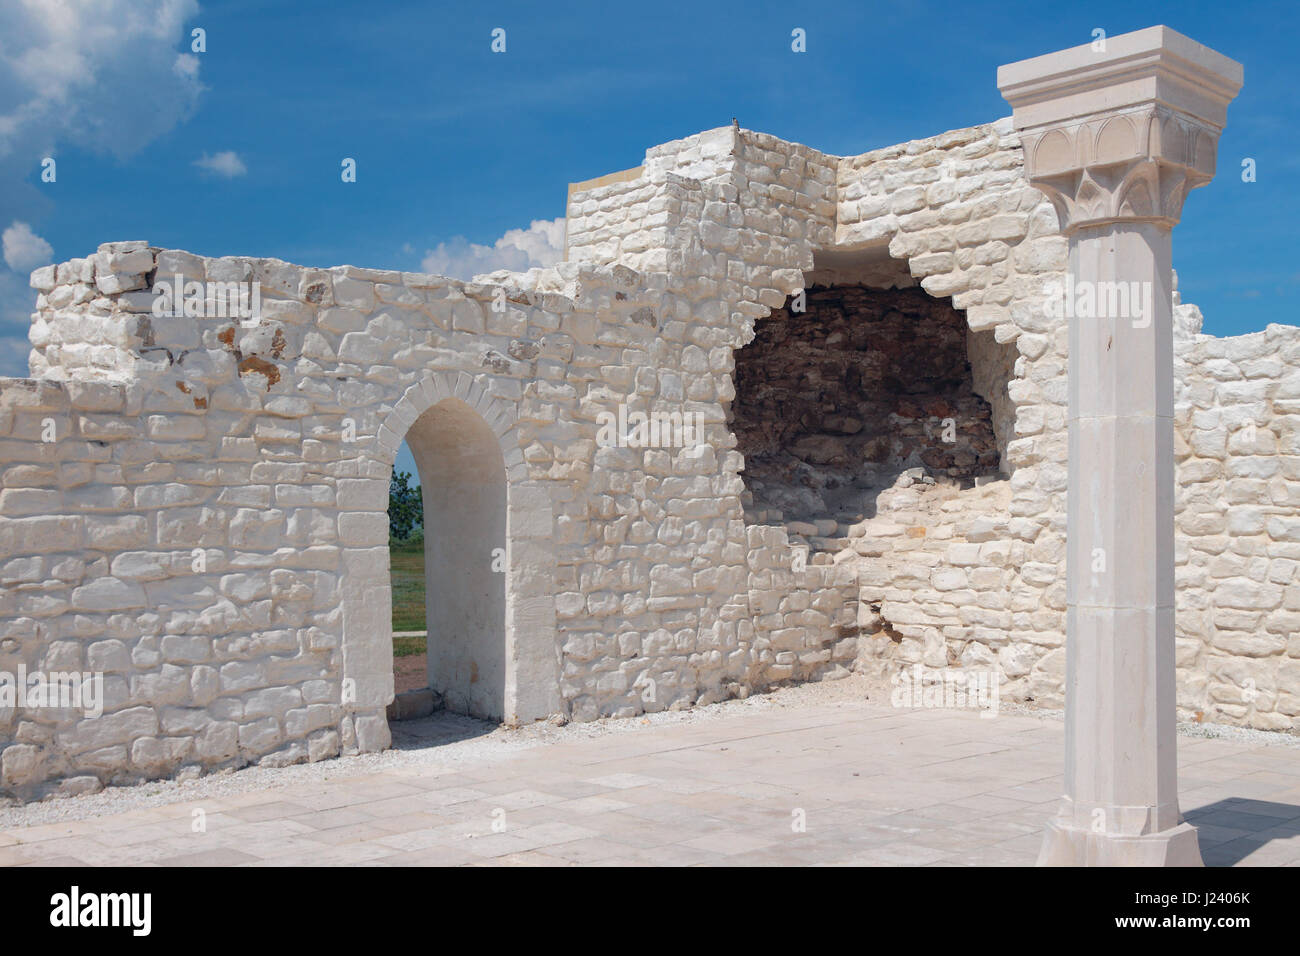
[0,125,859,796]
[1174,320,1300,730]
[821,119,1072,705]
[1,115,1296,797]
[3,245,584,795]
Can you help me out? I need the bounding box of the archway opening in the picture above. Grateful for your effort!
[387,452,427,699]
[394,397,508,722]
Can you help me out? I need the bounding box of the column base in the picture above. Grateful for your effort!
[1037,818,1204,866]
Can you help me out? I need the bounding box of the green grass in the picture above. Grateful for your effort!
[393,632,426,657]
[389,536,426,651]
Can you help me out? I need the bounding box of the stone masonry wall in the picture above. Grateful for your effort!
[1174,320,1300,730]
[826,119,1072,705]
[0,200,858,797]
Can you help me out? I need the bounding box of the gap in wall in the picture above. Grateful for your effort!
[728,247,1012,551]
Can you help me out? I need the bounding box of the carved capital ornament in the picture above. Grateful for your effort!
[998,26,1243,232]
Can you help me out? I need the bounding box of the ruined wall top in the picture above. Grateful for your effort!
[14,41,1252,391]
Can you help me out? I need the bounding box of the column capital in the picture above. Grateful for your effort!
[998,26,1242,232]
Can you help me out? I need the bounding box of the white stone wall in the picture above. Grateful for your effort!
[1174,322,1300,730]
[0,209,856,795]
[829,119,1071,705]
[2,115,1295,797]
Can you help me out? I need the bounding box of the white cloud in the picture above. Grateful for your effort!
[2,221,53,272]
[421,218,566,280]
[0,335,31,378]
[0,1,204,379]
[0,0,204,161]
[194,150,247,178]
[173,52,200,81]
[0,269,36,378]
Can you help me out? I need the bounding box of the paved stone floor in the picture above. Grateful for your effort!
[2,697,1299,866]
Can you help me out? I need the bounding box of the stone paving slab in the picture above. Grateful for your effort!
[1,699,1298,866]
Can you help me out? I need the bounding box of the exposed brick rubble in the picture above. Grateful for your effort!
[731,284,1000,529]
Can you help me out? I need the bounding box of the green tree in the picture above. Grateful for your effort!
[389,470,424,541]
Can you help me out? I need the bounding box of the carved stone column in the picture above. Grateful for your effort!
[998,27,1242,866]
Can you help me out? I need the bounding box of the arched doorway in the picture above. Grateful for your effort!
[343,372,562,748]
[403,397,507,721]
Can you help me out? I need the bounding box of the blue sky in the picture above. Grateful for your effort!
[2,0,1295,403]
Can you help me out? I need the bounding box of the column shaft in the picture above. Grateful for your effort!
[1060,224,1183,840]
